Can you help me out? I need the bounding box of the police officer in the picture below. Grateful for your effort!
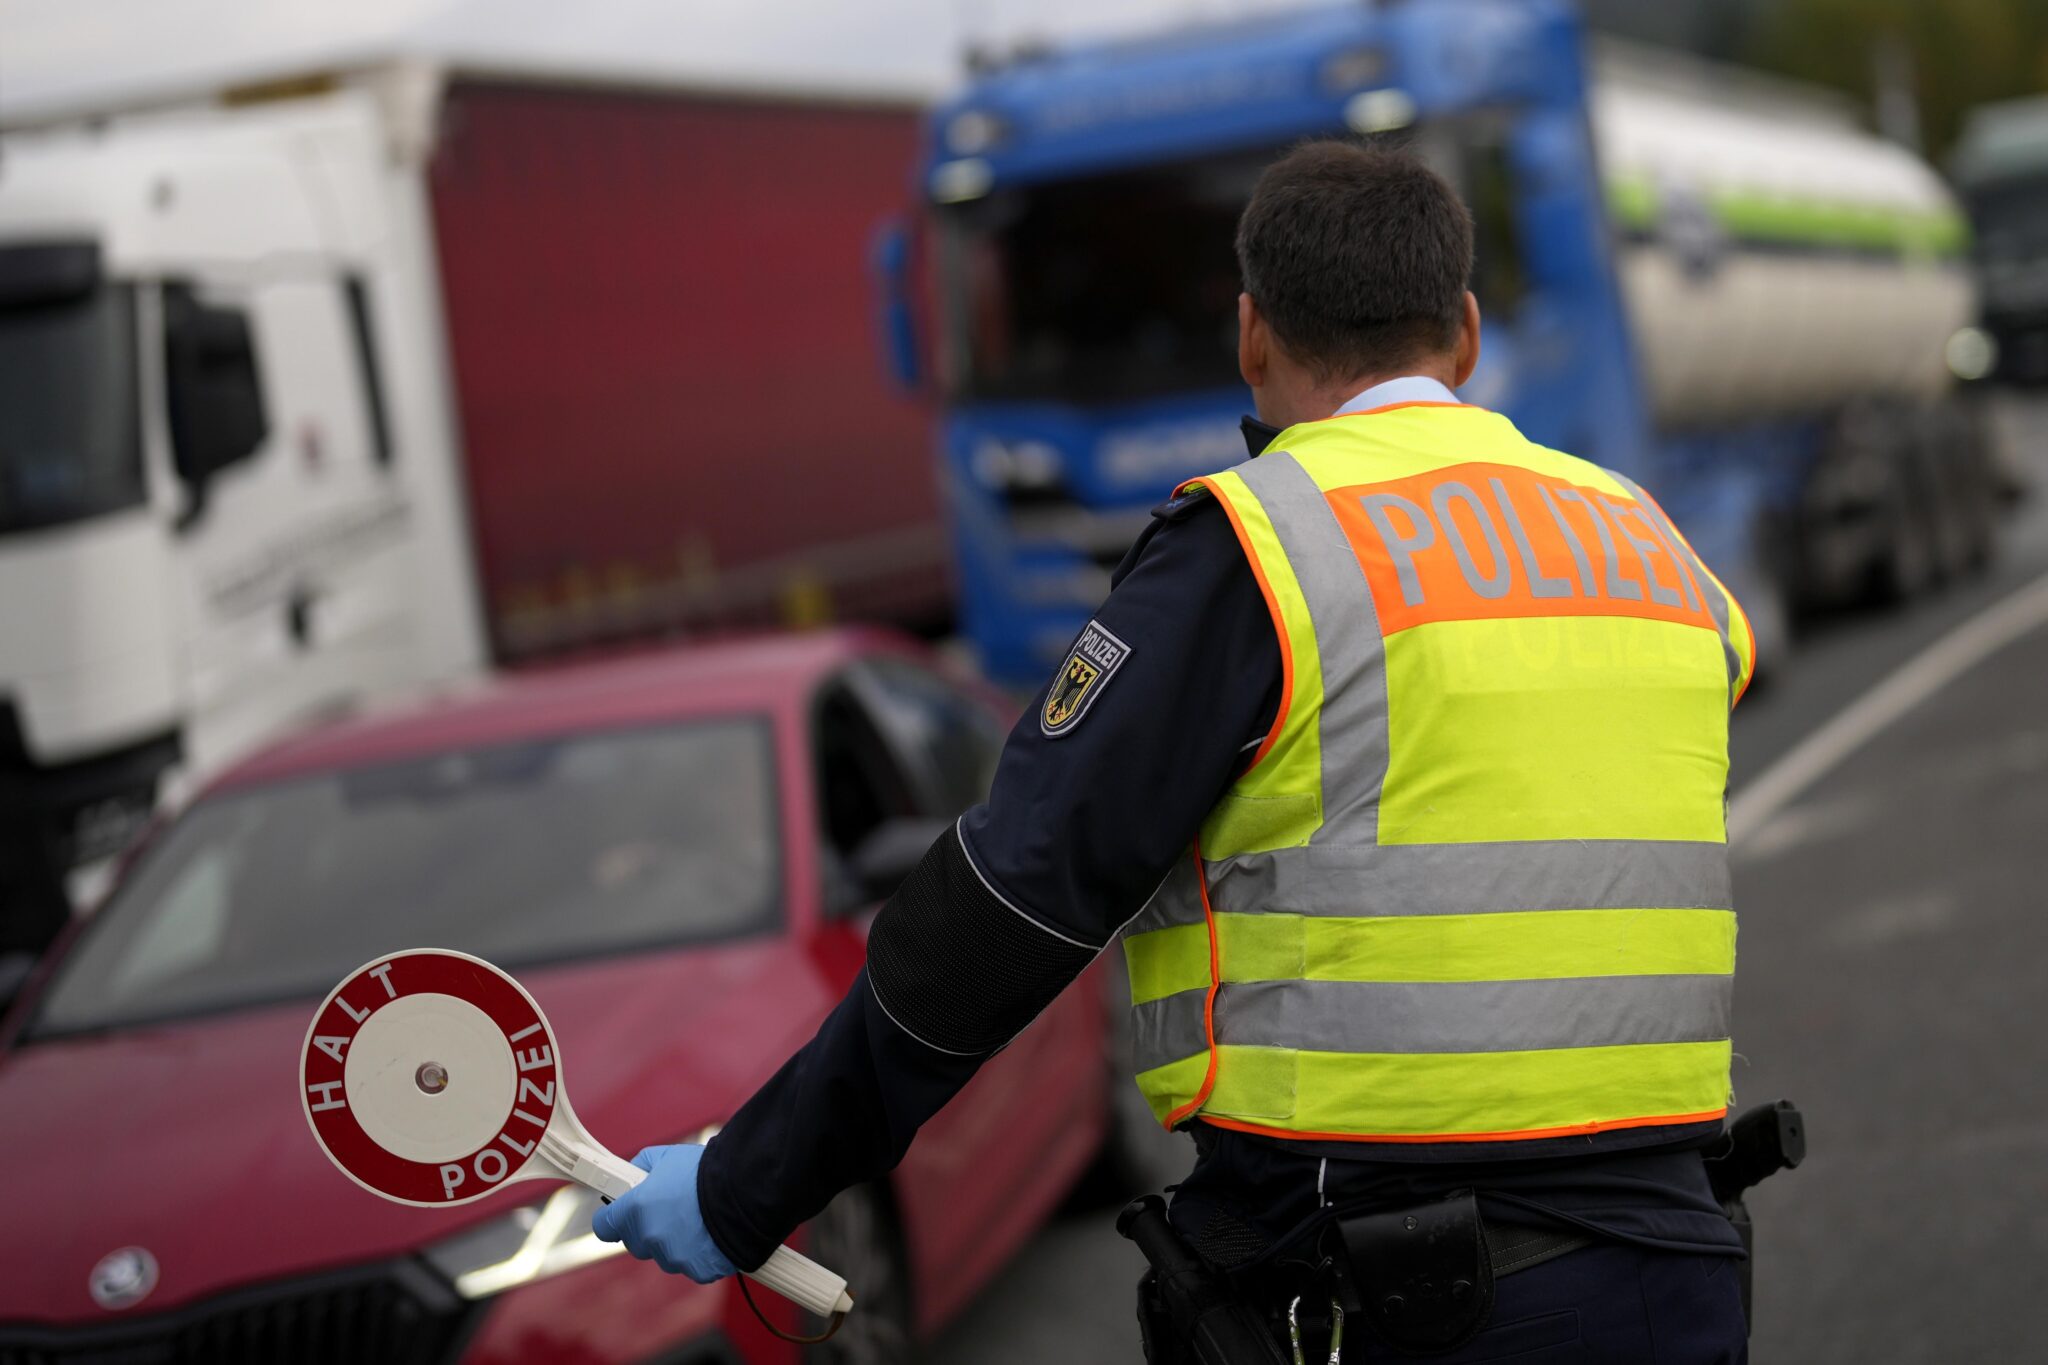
[593,143,1755,1362]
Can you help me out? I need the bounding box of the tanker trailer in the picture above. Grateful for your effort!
[1592,43,1994,609]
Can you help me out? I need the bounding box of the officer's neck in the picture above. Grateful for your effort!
[1257,355,1461,430]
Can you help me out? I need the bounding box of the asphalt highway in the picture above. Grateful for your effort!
[937,400,2048,1363]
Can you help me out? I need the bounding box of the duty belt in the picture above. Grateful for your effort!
[1124,1191,1593,1364]
[1482,1219,1594,1277]
[1125,1100,1809,1362]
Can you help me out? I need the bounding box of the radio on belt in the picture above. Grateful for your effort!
[300,948,854,1319]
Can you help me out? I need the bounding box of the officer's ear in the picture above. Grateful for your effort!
[1452,291,1482,389]
[1238,292,1267,389]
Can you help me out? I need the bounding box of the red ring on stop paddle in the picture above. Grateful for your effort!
[301,950,560,1206]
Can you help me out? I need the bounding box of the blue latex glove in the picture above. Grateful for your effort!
[590,1144,737,1283]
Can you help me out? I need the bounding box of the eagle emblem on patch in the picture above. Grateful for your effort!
[1042,620,1131,737]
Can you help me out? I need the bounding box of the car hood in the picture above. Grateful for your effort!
[0,940,835,1325]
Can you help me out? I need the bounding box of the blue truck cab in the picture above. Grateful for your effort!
[882,0,1971,686]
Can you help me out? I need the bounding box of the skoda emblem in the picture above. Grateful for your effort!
[88,1247,158,1310]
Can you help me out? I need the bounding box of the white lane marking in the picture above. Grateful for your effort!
[1729,570,2048,845]
[1736,790,1883,862]
[1829,889,1962,948]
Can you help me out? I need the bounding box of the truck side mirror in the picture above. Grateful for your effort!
[871,216,926,394]
[163,282,269,528]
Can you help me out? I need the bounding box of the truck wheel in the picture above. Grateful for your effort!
[1933,487,1973,584]
[806,1184,914,1365]
[1869,485,1936,605]
[1926,429,1986,584]
[1960,478,1998,575]
[1954,439,2000,576]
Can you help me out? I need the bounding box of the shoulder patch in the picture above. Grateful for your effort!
[1154,486,1214,523]
[1041,619,1132,738]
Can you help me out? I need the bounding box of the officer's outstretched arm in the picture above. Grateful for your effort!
[692,495,1282,1272]
[866,826,1098,1054]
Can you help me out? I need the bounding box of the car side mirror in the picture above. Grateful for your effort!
[850,817,950,903]
[0,952,36,1015]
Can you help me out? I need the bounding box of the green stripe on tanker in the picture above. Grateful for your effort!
[1605,173,1969,259]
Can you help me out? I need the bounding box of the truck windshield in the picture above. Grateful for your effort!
[936,144,1267,404]
[1966,178,2048,259]
[29,718,783,1037]
[0,283,146,535]
[934,120,1524,407]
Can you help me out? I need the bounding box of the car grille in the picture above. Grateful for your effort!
[0,1261,479,1365]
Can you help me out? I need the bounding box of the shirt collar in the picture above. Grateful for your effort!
[1333,375,1462,415]
[1241,375,1464,459]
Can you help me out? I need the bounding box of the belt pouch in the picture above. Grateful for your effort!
[1327,1191,1496,1354]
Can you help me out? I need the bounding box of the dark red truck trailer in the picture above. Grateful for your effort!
[426,76,943,662]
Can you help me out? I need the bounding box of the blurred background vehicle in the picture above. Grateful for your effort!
[0,629,1136,1364]
[882,0,1997,689]
[0,61,941,957]
[1953,95,2048,388]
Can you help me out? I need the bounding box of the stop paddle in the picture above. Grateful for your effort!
[300,948,854,1320]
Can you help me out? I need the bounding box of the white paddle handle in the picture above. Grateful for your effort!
[577,1147,855,1317]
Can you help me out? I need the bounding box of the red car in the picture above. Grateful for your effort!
[0,630,1134,1364]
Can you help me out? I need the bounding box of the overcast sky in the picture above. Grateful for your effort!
[0,0,1308,116]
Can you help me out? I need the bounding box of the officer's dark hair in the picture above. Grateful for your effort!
[1235,140,1474,382]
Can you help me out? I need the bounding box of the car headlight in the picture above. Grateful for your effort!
[424,1125,724,1300]
[424,1183,624,1300]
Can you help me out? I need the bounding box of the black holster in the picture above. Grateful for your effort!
[1122,1196,1290,1365]
[1326,1191,1496,1355]
[1704,1099,1807,1330]
[1135,1268,1201,1365]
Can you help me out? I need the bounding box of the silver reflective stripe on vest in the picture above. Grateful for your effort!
[1203,838,1733,917]
[1131,974,1731,1072]
[1216,975,1731,1053]
[1233,452,1389,840]
[1123,855,1210,935]
[1132,984,1212,1074]
[1609,471,1743,693]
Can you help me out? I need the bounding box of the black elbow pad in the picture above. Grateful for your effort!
[866,827,1098,1055]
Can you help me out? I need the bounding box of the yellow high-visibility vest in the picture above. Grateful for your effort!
[1122,400,1755,1145]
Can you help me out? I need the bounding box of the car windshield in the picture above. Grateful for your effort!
[933,118,1524,407]
[0,282,146,535]
[29,718,782,1037]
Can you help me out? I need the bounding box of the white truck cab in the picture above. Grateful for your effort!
[0,75,483,947]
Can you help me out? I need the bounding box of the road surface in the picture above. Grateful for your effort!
[937,400,2048,1363]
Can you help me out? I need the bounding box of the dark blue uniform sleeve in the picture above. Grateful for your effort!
[697,495,1283,1269]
